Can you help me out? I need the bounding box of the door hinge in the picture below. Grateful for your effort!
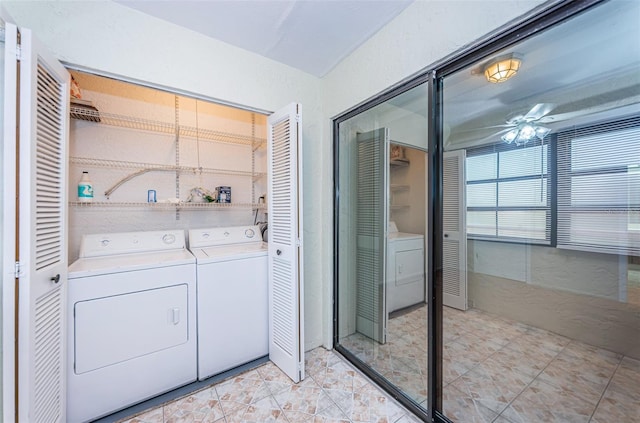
[296,237,302,247]
[15,45,22,59]
[295,113,301,123]
[14,261,22,278]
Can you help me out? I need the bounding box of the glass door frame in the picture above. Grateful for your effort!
[333,1,608,422]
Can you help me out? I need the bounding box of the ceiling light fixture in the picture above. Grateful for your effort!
[501,123,550,146]
[484,53,522,83]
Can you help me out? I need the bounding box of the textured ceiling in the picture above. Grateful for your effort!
[115,0,414,77]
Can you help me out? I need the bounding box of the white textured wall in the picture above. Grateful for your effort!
[3,0,326,351]
[322,0,547,118]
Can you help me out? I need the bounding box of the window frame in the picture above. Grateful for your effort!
[465,138,553,245]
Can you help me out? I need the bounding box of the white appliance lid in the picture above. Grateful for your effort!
[188,225,262,248]
[68,249,195,279]
[191,242,267,263]
[388,232,424,241]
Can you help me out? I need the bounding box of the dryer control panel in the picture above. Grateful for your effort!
[188,225,262,248]
[79,230,187,258]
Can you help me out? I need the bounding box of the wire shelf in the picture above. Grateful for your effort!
[69,157,263,178]
[70,106,175,134]
[70,201,266,210]
[70,106,267,147]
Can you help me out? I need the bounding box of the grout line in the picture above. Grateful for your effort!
[587,354,624,422]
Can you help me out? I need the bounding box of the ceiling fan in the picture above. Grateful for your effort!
[478,103,555,146]
[469,95,640,147]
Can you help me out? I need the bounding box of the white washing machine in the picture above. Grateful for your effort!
[67,230,197,423]
[387,222,425,313]
[188,225,268,381]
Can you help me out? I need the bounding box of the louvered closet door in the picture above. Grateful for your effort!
[442,150,467,311]
[18,27,69,422]
[355,129,388,344]
[267,103,304,383]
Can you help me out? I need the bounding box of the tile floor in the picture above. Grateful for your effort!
[341,305,640,422]
[118,348,421,423]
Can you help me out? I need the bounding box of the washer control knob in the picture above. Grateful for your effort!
[162,234,176,244]
[245,228,255,238]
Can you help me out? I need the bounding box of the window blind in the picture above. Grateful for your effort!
[557,117,640,256]
[466,142,551,244]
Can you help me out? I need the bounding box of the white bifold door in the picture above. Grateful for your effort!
[354,129,389,344]
[442,150,467,311]
[267,103,304,383]
[2,23,70,422]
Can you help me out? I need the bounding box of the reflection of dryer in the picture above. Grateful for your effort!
[67,230,196,423]
[387,223,425,313]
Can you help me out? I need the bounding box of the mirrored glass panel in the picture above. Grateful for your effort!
[335,83,430,408]
[441,1,640,421]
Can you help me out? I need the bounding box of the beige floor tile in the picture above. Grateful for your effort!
[347,382,408,423]
[224,396,287,423]
[273,378,335,416]
[590,385,640,423]
[449,361,531,415]
[484,347,549,379]
[537,357,612,404]
[561,341,622,370]
[500,379,595,423]
[258,361,296,396]
[163,386,224,423]
[118,407,164,423]
[442,384,500,423]
[503,334,562,363]
[215,370,272,415]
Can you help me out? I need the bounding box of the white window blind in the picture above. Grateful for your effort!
[557,118,640,256]
[466,143,550,243]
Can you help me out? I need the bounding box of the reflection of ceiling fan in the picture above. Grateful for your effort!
[483,103,555,146]
[473,96,640,147]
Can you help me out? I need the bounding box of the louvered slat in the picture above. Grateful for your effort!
[33,287,63,422]
[354,129,387,342]
[442,150,467,310]
[271,118,292,246]
[35,65,63,272]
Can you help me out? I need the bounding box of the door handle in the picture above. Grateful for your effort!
[50,274,61,284]
[444,233,449,238]
[276,249,282,256]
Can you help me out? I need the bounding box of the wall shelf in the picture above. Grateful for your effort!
[69,201,266,210]
[390,158,410,167]
[70,106,266,147]
[70,157,265,179]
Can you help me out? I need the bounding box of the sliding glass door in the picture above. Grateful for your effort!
[439,1,639,421]
[334,1,639,422]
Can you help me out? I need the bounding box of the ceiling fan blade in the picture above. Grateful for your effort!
[456,123,514,133]
[469,128,514,145]
[523,103,555,121]
[539,96,640,123]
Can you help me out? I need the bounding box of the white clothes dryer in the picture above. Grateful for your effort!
[67,230,197,423]
[188,225,268,381]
